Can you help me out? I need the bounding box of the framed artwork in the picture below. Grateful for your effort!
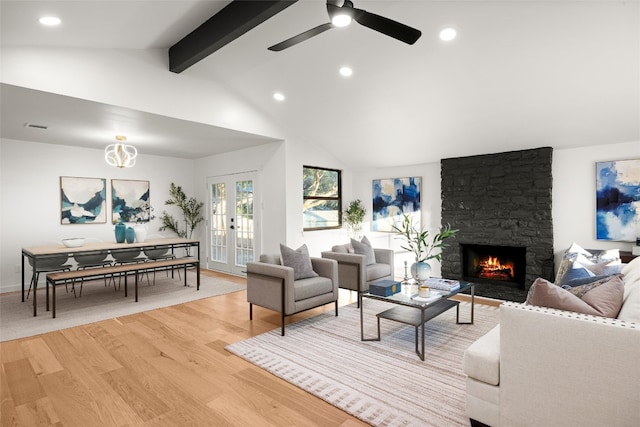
[596,159,640,241]
[60,176,107,224]
[111,179,151,223]
[372,176,421,232]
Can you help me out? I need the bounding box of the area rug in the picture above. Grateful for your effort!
[0,271,245,342]
[226,300,500,427]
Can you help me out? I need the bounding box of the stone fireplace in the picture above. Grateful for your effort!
[460,243,527,288]
[440,147,555,299]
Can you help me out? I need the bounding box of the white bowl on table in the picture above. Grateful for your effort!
[62,238,85,248]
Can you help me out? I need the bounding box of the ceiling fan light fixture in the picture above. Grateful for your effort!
[105,135,137,168]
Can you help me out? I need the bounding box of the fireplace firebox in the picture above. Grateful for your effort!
[461,244,527,289]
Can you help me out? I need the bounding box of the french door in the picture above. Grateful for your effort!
[207,172,259,276]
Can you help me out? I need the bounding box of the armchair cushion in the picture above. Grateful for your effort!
[351,236,376,265]
[280,243,318,280]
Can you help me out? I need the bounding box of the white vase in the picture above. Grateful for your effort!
[411,261,431,284]
[134,225,147,243]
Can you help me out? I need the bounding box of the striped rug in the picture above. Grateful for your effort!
[226,300,500,426]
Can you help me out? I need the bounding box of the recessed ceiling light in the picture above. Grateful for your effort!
[339,66,353,77]
[273,92,285,101]
[39,16,61,26]
[439,28,457,41]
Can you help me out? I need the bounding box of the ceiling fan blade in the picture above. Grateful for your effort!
[353,8,421,45]
[268,22,334,51]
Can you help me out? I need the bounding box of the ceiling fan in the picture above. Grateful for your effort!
[268,0,422,52]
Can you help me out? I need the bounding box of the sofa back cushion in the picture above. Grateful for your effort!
[527,276,624,318]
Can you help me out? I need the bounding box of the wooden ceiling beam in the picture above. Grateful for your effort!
[169,0,298,73]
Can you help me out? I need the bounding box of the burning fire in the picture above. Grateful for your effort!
[476,256,515,281]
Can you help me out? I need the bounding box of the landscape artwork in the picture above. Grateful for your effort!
[111,179,151,223]
[596,159,640,241]
[60,176,107,224]
[372,177,421,232]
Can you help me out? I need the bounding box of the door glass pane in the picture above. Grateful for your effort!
[235,180,254,266]
[211,183,227,262]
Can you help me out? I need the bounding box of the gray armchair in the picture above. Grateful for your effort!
[321,242,394,306]
[246,254,339,335]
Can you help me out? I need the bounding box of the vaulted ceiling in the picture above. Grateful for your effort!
[1,1,638,169]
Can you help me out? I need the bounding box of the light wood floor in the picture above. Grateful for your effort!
[1,270,497,426]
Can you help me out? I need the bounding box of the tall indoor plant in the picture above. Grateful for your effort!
[159,183,204,245]
[393,214,458,283]
[344,199,366,239]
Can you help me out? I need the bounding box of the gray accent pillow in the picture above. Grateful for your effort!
[351,236,376,265]
[280,243,318,280]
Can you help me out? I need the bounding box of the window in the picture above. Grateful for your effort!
[303,166,341,231]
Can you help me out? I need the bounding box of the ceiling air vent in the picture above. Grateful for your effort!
[24,123,48,130]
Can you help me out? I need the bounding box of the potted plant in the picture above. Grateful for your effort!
[159,183,204,246]
[392,214,458,283]
[344,199,366,239]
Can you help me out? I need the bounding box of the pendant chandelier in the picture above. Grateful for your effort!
[105,135,137,168]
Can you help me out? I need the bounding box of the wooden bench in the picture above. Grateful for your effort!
[44,257,200,318]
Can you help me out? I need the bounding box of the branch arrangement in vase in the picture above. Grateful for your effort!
[392,214,458,263]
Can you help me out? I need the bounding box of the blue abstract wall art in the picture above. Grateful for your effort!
[112,179,151,223]
[60,176,107,224]
[372,177,421,232]
[596,159,640,241]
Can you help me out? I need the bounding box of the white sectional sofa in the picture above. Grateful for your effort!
[462,256,640,427]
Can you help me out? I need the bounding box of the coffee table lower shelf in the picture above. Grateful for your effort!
[362,298,463,361]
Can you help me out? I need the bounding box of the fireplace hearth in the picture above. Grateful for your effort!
[461,244,526,289]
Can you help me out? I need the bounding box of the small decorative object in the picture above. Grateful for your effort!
[62,238,85,248]
[393,214,458,284]
[401,260,411,285]
[114,220,126,243]
[369,280,402,296]
[125,226,136,244]
[343,199,366,239]
[418,285,431,298]
[134,224,147,243]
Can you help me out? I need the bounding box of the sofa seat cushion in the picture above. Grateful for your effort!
[366,263,392,282]
[294,276,334,301]
[463,324,500,386]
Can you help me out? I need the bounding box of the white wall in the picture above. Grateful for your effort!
[282,138,353,258]
[352,163,443,279]
[3,136,637,293]
[553,141,639,267]
[0,138,195,292]
[349,141,639,281]
[194,141,288,258]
